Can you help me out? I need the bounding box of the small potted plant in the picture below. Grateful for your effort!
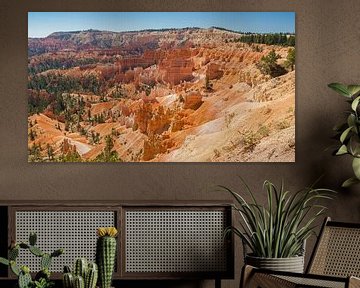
[328,83,360,187]
[220,179,334,273]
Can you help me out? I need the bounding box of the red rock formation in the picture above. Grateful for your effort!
[171,114,185,132]
[159,49,194,85]
[61,139,77,155]
[183,92,203,110]
[206,62,224,80]
[132,101,172,136]
[143,134,174,161]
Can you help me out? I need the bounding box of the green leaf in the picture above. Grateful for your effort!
[29,246,44,257]
[0,257,9,266]
[352,96,360,111]
[347,85,360,97]
[352,157,360,179]
[336,145,348,155]
[342,177,360,188]
[40,254,51,270]
[347,114,356,128]
[328,83,352,98]
[348,135,360,157]
[8,247,19,261]
[10,261,20,276]
[19,243,29,249]
[29,232,37,246]
[340,126,353,143]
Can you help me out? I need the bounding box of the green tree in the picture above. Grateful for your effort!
[95,135,120,162]
[256,49,287,78]
[29,129,36,141]
[287,35,295,46]
[60,151,82,162]
[46,144,55,161]
[284,48,295,71]
[28,143,42,162]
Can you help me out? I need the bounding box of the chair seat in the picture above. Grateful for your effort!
[277,274,346,288]
[243,266,360,288]
[241,218,360,288]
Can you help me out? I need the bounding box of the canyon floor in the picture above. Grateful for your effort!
[27,28,295,162]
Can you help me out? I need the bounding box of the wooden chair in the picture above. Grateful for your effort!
[241,217,360,288]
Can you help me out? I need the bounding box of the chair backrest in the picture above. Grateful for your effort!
[307,217,360,277]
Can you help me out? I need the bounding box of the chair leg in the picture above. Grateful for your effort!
[215,278,221,288]
[240,265,255,288]
[240,265,296,288]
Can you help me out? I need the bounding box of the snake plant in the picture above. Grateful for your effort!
[221,179,334,258]
[328,83,360,187]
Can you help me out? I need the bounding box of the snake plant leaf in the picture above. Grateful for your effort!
[352,157,360,179]
[336,145,348,155]
[328,83,352,97]
[351,96,360,111]
[342,177,360,188]
[222,180,334,258]
[340,126,353,143]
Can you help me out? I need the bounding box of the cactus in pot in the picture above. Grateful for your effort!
[62,259,98,288]
[96,227,118,288]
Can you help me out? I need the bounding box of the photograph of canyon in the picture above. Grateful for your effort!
[28,12,295,162]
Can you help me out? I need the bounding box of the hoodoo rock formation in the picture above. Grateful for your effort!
[206,62,224,80]
[28,27,295,162]
[159,49,195,85]
[183,92,203,110]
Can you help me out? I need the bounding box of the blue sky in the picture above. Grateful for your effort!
[28,12,295,38]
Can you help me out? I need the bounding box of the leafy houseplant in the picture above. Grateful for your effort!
[328,83,360,187]
[221,179,334,272]
[0,232,63,288]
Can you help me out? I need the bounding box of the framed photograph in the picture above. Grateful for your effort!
[28,12,295,162]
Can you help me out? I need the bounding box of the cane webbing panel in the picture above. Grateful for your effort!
[277,275,345,288]
[125,210,227,273]
[15,211,115,272]
[249,273,297,288]
[309,226,360,277]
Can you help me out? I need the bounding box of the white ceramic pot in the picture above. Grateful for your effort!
[245,254,305,273]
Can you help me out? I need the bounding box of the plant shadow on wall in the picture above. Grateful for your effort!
[219,178,335,272]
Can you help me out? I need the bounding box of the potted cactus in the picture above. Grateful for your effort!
[96,227,118,288]
[0,232,63,288]
[62,258,98,288]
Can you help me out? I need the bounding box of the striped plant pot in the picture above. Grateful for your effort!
[245,254,305,273]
